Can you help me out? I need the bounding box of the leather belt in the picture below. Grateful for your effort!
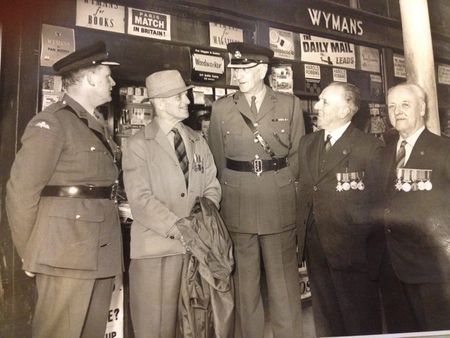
[41,184,118,200]
[226,157,288,175]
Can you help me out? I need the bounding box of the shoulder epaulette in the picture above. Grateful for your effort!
[41,100,67,115]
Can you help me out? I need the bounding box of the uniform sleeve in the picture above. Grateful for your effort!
[208,101,226,179]
[122,137,182,239]
[6,113,64,258]
[288,96,306,179]
[200,137,222,208]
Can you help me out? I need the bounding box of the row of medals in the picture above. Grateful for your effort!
[395,168,432,192]
[336,171,365,192]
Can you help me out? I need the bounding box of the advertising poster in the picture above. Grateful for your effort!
[393,54,406,78]
[191,48,225,83]
[40,24,75,67]
[269,27,295,60]
[358,46,380,73]
[333,68,347,82]
[438,64,450,85]
[209,22,243,49]
[300,33,356,69]
[128,8,171,40]
[270,64,293,93]
[76,0,125,33]
[105,275,124,338]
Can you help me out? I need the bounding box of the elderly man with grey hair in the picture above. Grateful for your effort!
[375,82,450,332]
[297,82,384,336]
[122,70,221,337]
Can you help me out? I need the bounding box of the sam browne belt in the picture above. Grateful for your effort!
[41,183,119,201]
[226,157,288,175]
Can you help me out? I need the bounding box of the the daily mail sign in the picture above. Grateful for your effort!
[128,8,171,40]
[300,34,356,69]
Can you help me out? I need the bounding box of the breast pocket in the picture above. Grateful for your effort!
[73,140,116,180]
[222,126,247,157]
[37,199,104,270]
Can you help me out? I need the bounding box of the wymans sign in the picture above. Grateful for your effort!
[307,8,364,36]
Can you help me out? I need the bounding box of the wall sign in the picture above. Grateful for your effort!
[300,34,356,69]
[393,54,406,78]
[40,24,75,67]
[209,22,243,49]
[127,8,171,40]
[307,8,363,36]
[269,27,295,60]
[333,68,347,82]
[304,64,321,80]
[191,48,225,83]
[438,64,450,85]
[358,46,380,73]
[76,0,125,33]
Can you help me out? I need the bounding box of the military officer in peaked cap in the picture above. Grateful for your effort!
[208,42,305,338]
[6,41,123,338]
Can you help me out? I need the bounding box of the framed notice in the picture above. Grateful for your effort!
[438,64,450,85]
[358,46,380,73]
[40,24,75,67]
[191,48,225,83]
[393,54,406,78]
[76,0,125,33]
[127,8,171,41]
[300,33,356,69]
[209,22,243,49]
[269,27,295,60]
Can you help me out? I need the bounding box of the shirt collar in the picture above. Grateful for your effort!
[325,121,351,145]
[157,117,182,136]
[399,126,425,148]
[244,85,266,107]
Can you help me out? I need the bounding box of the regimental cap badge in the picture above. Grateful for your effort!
[234,50,242,59]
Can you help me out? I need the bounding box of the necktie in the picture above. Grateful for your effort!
[395,140,407,168]
[172,128,189,187]
[324,134,332,153]
[250,96,257,115]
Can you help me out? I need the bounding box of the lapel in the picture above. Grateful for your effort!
[404,129,430,168]
[306,130,325,182]
[144,119,179,164]
[316,124,354,183]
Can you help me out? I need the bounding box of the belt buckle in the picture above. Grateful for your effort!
[253,159,263,176]
[110,182,118,202]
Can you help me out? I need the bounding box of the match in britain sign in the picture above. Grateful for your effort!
[300,33,356,69]
[127,8,171,40]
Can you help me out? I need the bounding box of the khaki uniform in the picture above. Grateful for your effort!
[6,94,123,337]
[208,86,305,338]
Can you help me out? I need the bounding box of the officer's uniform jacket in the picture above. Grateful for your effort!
[6,94,123,279]
[122,119,221,259]
[378,128,450,283]
[297,124,384,271]
[208,86,305,234]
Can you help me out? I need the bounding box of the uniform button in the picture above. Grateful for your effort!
[181,193,185,197]
[62,100,67,104]
[226,131,230,135]
[313,186,318,191]
[253,122,258,127]
[386,228,392,233]
[170,235,175,239]
[75,214,81,219]
[281,129,285,133]
[90,146,96,151]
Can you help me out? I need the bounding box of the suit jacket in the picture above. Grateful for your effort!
[297,123,384,272]
[6,94,123,279]
[122,119,221,259]
[208,86,305,234]
[378,128,450,283]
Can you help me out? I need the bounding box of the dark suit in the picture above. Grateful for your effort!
[376,128,450,332]
[6,94,123,338]
[209,87,304,338]
[297,123,383,336]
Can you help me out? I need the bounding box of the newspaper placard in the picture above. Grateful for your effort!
[269,27,295,60]
[393,54,406,78]
[127,8,171,40]
[270,64,293,93]
[304,64,321,80]
[40,24,75,67]
[333,68,347,82]
[105,275,124,338]
[191,48,225,83]
[300,33,355,69]
[358,46,380,73]
[209,22,243,49]
[438,64,450,85]
[76,0,125,33]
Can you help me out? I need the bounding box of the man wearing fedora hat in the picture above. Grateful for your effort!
[6,41,123,337]
[208,42,304,338]
[122,69,221,337]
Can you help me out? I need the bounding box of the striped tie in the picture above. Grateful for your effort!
[395,140,407,168]
[172,127,189,187]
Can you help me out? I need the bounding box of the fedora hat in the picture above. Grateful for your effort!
[146,70,193,98]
